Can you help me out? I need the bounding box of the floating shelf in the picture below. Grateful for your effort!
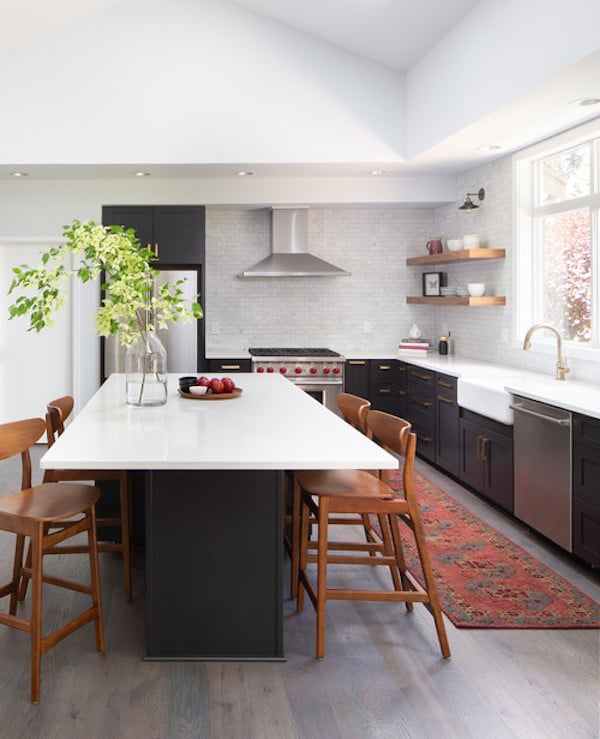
[406,296,506,306]
[406,248,505,266]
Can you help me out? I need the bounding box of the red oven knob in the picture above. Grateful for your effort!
[332,367,340,374]
[323,367,331,375]
[310,367,317,374]
[280,366,287,374]
[295,366,303,374]
[267,366,274,373]
[257,366,265,373]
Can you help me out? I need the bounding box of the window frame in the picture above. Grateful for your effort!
[513,118,600,362]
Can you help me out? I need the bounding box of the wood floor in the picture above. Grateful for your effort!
[0,446,598,739]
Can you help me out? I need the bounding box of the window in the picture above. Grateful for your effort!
[514,120,600,358]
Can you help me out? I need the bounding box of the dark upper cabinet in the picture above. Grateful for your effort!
[573,413,600,567]
[102,205,205,266]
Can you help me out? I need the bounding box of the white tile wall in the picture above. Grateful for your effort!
[205,156,599,383]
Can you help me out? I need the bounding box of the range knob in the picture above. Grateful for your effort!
[295,366,303,374]
[257,366,265,373]
[310,367,318,374]
[280,366,287,374]
[267,366,274,373]
[323,367,331,375]
[332,366,341,375]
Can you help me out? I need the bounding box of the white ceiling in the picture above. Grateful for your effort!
[1,0,600,181]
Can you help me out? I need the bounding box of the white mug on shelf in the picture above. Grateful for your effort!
[463,234,480,249]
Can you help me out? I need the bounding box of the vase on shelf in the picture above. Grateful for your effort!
[125,331,168,406]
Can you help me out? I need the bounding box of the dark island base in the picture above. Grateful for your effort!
[145,469,284,660]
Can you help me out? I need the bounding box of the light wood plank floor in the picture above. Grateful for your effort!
[0,446,598,739]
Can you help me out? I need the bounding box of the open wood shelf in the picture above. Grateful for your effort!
[406,296,506,306]
[406,248,505,266]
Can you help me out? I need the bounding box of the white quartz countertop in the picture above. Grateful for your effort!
[41,373,398,471]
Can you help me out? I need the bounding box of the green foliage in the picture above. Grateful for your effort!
[8,219,203,346]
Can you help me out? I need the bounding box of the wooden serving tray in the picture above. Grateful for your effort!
[178,388,243,401]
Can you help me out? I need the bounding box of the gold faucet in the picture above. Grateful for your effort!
[523,323,570,381]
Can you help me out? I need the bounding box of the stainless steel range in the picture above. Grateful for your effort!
[249,348,345,414]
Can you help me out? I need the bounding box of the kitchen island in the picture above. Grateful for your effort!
[40,373,397,660]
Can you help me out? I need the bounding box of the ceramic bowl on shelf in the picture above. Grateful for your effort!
[447,239,463,251]
[467,282,486,297]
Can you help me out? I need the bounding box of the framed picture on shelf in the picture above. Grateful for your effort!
[422,272,443,296]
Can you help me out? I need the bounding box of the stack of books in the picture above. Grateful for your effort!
[397,338,431,358]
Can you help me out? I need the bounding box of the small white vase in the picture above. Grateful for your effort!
[125,331,168,406]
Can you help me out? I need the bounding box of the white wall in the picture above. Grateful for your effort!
[0,0,405,165]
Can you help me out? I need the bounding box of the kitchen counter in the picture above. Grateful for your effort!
[41,373,396,661]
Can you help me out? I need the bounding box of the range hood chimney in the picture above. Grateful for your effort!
[239,207,350,278]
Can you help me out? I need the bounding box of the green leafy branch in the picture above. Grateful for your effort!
[8,219,203,346]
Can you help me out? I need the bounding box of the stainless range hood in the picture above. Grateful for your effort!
[239,207,350,278]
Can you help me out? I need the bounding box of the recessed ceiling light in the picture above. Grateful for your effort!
[370,169,386,176]
[235,170,255,176]
[569,97,600,107]
[133,171,152,177]
[10,171,29,177]
[476,145,501,152]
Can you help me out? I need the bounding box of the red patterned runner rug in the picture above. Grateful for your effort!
[382,470,600,628]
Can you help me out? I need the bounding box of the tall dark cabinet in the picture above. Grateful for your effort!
[573,413,600,567]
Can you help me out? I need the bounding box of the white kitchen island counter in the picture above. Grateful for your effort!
[41,373,397,661]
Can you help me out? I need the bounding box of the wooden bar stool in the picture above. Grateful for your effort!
[285,393,375,598]
[296,409,450,660]
[41,396,133,601]
[0,417,105,703]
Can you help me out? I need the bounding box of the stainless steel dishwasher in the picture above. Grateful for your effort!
[512,396,572,551]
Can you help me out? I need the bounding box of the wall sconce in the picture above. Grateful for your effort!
[459,188,485,211]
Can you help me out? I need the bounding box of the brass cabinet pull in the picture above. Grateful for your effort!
[481,437,489,462]
[379,388,392,394]
[412,398,432,408]
[348,360,366,365]
[417,433,432,443]
[154,243,159,257]
[398,365,406,372]
[378,365,391,371]
[410,370,431,381]
[437,395,454,405]
[220,364,241,370]
[397,389,406,396]
[437,379,455,389]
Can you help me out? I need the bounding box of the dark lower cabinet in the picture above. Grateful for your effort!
[435,373,459,476]
[406,365,435,463]
[459,409,513,512]
[573,413,600,567]
[207,359,252,373]
[370,359,406,417]
[344,359,369,398]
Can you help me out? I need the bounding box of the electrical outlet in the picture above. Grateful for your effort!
[211,322,220,335]
[364,321,372,334]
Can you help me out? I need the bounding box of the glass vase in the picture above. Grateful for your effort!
[125,331,168,406]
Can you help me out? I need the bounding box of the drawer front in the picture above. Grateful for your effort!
[574,413,600,449]
[207,359,251,373]
[436,372,457,401]
[371,360,396,380]
[573,442,600,506]
[412,420,435,461]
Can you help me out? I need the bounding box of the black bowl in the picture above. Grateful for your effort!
[178,376,198,392]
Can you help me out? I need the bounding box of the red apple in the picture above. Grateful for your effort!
[221,377,235,393]
[197,376,210,387]
[210,378,225,394]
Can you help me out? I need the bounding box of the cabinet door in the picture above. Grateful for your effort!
[482,428,513,512]
[572,496,600,567]
[435,374,459,476]
[153,206,205,265]
[459,417,484,492]
[103,206,153,248]
[344,360,369,398]
[370,360,397,413]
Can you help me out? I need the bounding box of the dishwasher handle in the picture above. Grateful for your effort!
[510,402,571,427]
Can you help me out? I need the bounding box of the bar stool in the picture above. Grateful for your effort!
[42,396,133,601]
[296,409,450,660]
[0,417,104,702]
